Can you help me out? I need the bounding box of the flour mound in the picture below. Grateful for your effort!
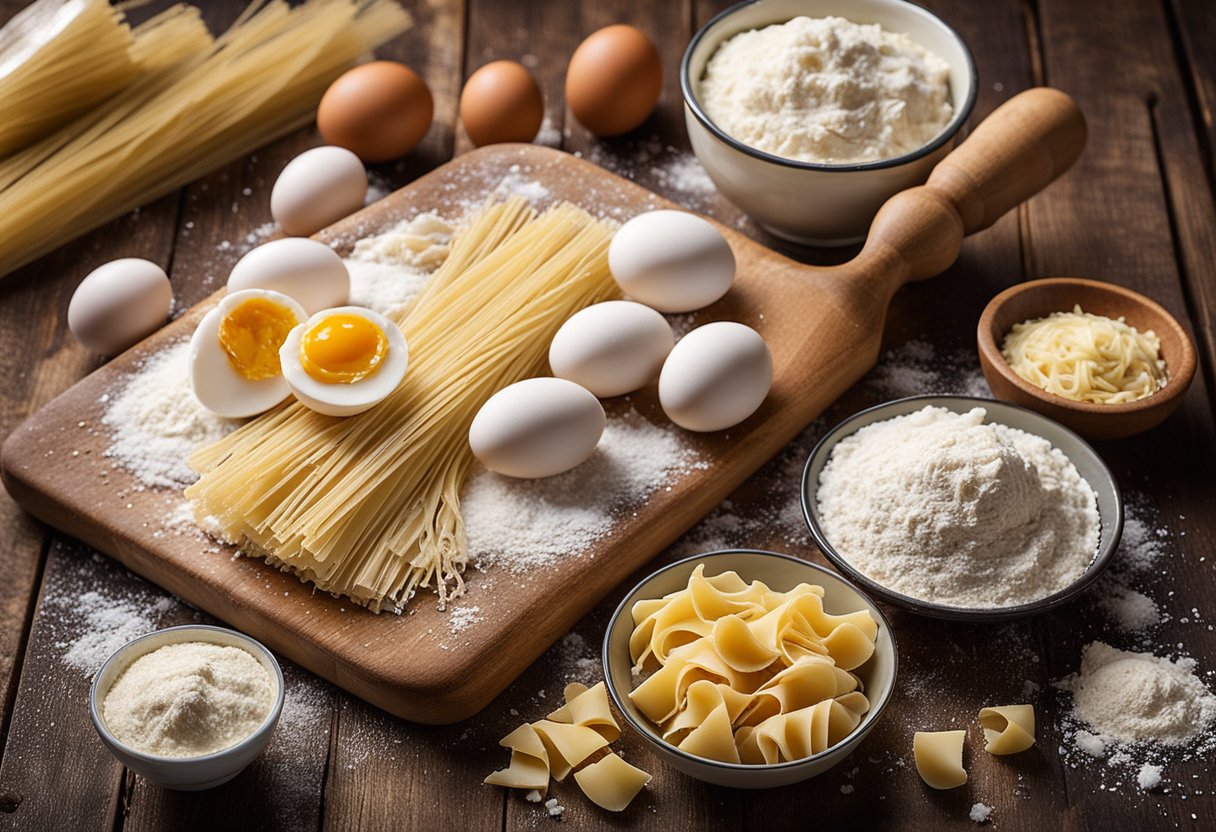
[699,15,953,164]
[816,406,1100,607]
[1059,642,1216,746]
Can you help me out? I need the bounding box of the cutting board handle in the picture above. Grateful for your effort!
[856,87,1087,288]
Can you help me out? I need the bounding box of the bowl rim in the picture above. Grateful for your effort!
[679,0,979,173]
[89,624,286,765]
[799,394,1123,622]
[976,276,1198,417]
[601,548,899,772]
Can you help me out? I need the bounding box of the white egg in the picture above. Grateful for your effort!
[280,306,408,417]
[469,377,605,478]
[609,210,735,313]
[67,258,172,355]
[227,238,350,315]
[659,322,772,432]
[271,146,368,237]
[548,301,674,398]
[190,288,307,418]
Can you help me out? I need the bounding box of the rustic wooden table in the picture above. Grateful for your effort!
[1,0,1214,829]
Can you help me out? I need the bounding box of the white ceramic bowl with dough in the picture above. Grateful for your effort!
[89,624,285,791]
[681,0,977,245]
[800,395,1123,622]
[603,550,897,788]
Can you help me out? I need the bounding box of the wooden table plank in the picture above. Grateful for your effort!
[1030,2,1216,830]
[1160,0,1216,409]
[1,1,1215,830]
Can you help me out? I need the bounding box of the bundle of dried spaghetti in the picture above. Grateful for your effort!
[0,0,139,156]
[0,0,410,278]
[187,198,619,612]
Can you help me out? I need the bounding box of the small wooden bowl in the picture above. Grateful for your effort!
[977,278,1196,440]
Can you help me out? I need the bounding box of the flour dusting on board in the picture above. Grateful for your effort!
[102,341,240,489]
[464,410,704,572]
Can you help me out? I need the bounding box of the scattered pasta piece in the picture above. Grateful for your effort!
[979,704,1036,755]
[483,723,550,793]
[914,730,968,790]
[485,682,651,813]
[626,564,880,764]
[574,752,652,812]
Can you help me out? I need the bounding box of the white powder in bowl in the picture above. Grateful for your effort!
[102,641,276,757]
[815,406,1100,608]
[698,16,953,164]
[1058,642,1216,746]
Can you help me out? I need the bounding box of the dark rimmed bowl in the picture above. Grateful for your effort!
[681,0,977,245]
[603,549,897,788]
[800,395,1122,621]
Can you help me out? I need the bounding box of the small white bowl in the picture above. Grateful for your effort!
[89,625,285,791]
[603,550,897,788]
[681,0,977,245]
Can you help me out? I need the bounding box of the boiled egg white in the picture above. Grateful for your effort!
[548,300,674,398]
[227,238,350,315]
[659,321,772,432]
[190,288,307,418]
[280,306,407,417]
[608,210,735,313]
[469,377,605,478]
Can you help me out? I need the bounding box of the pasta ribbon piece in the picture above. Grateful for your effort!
[663,680,751,743]
[532,720,609,781]
[913,731,968,789]
[547,682,620,743]
[711,614,781,673]
[979,704,1036,755]
[573,752,652,812]
[483,723,550,793]
[677,701,740,764]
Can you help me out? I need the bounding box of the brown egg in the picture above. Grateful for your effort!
[565,25,662,137]
[317,61,433,163]
[460,61,544,147]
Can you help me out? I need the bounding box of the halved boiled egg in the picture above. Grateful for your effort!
[190,288,307,418]
[280,306,408,416]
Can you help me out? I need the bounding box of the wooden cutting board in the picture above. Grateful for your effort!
[1,90,1084,724]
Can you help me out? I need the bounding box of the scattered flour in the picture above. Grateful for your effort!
[102,341,240,489]
[1099,584,1160,632]
[544,797,565,817]
[556,632,602,682]
[1136,762,1163,790]
[1057,642,1216,746]
[343,260,430,317]
[59,590,173,673]
[969,803,993,824]
[492,164,551,203]
[464,411,704,572]
[447,605,482,635]
[348,211,452,268]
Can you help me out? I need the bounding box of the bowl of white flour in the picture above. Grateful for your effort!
[800,396,1122,620]
[681,0,976,244]
[89,624,284,790]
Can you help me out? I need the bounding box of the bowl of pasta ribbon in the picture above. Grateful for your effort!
[602,550,897,788]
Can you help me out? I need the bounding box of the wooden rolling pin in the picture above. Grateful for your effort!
[842,86,1086,301]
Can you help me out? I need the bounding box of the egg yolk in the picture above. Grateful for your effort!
[218,297,299,381]
[299,313,388,384]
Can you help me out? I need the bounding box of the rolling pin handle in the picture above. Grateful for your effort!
[857,87,1086,287]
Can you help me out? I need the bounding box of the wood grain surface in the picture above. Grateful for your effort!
[0,1,1214,830]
